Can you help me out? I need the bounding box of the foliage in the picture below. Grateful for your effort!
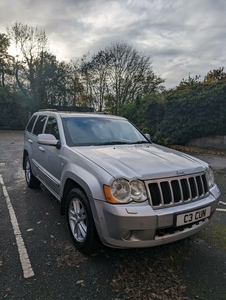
[204,67,226,83]
[170,145,226,156]
[121,71,226,146]
[6,22,49,108]
[0,86,26,128]
[4,23,85,113]
[79,43,164,113]
[151,131,169,146]
[121,93,167,144]
[177,74,201,87]
[160,79,226,144]
[0,33,14,87]
[33,52,72,109]
[1,21,226,146]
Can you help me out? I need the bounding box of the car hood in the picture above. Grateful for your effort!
[74,143,208,180]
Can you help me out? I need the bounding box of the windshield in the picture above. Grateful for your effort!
[62,116,149,146]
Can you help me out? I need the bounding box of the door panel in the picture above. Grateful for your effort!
[37,117,63,196]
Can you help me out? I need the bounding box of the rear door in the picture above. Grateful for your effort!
[37,116,63,198]
[26,114,47,178]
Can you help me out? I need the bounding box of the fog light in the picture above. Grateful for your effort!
[121,230,132,240]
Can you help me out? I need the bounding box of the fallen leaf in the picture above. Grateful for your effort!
[27,228,33,232]
[76,280,84,284]
[170,145,226,156]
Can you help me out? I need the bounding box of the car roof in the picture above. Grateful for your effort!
[34,110,126,120]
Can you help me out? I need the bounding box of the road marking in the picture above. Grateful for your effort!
[217,201,226,212]
[0,175,34,278]
[216,208,226,212]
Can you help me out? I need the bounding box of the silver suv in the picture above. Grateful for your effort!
[23,110,220,253]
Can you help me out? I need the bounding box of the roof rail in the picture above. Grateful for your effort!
[38,109,58,112]
[89,111,108,115]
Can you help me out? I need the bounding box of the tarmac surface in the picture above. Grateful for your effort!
[0,130,226,300]
[192,153,226,171]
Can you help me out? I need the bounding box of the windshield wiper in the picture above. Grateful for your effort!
[95,140,150,146]
[129,140,150,144]
[73,141,131,146]
[95,141,130,145]
[98,141,128,145]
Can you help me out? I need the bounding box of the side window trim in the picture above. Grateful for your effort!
[32,115,47,136]
[26,115,37,133]
[44,116,60,140]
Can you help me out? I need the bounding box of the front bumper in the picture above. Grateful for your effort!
[92,184,220,249]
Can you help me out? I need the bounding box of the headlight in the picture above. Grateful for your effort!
[206,167,215,188]
[110,179,130,202]
[130,180,147,201]
[104,179,147,204]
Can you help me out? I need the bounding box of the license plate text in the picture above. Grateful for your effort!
[176,206,211,227]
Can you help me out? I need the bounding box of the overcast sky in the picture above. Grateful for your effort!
[0,0,225,89]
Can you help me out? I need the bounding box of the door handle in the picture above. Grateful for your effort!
[39,147,45,152]
[28,139,33,144]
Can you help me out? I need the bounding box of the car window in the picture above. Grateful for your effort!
[26,115,37,133]
[33,115,47,136]
[45,117,60,140]
[62,117,148,146]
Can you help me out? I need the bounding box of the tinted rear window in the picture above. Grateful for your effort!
[33,115,47,136]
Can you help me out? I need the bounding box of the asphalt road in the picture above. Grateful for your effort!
[0,130,226,300]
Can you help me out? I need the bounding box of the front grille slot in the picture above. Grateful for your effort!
[181,179,190,201]
[149,183,161,206]
[171,180,181,203]
[160,182,172,204]
[147,172,209,208]
[189,177,197,198]
[196,176,203,196]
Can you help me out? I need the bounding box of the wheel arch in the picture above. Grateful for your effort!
[23,149,29,170]
[60,178,88,215]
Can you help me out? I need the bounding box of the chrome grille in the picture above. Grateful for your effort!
[147,172,209,208]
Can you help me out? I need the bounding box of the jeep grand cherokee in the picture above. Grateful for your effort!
[23,110,220,253]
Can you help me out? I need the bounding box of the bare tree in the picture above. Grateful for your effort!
[80,43,165,114]
[66,61,84,107]
[7,22,48,108]
[0,33,14,87]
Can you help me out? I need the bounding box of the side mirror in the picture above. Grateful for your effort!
[144,133,151,141]
[37,134,61,149]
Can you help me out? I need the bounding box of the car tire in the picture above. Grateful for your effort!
[66,188,99,254]
[24,156,40,188]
